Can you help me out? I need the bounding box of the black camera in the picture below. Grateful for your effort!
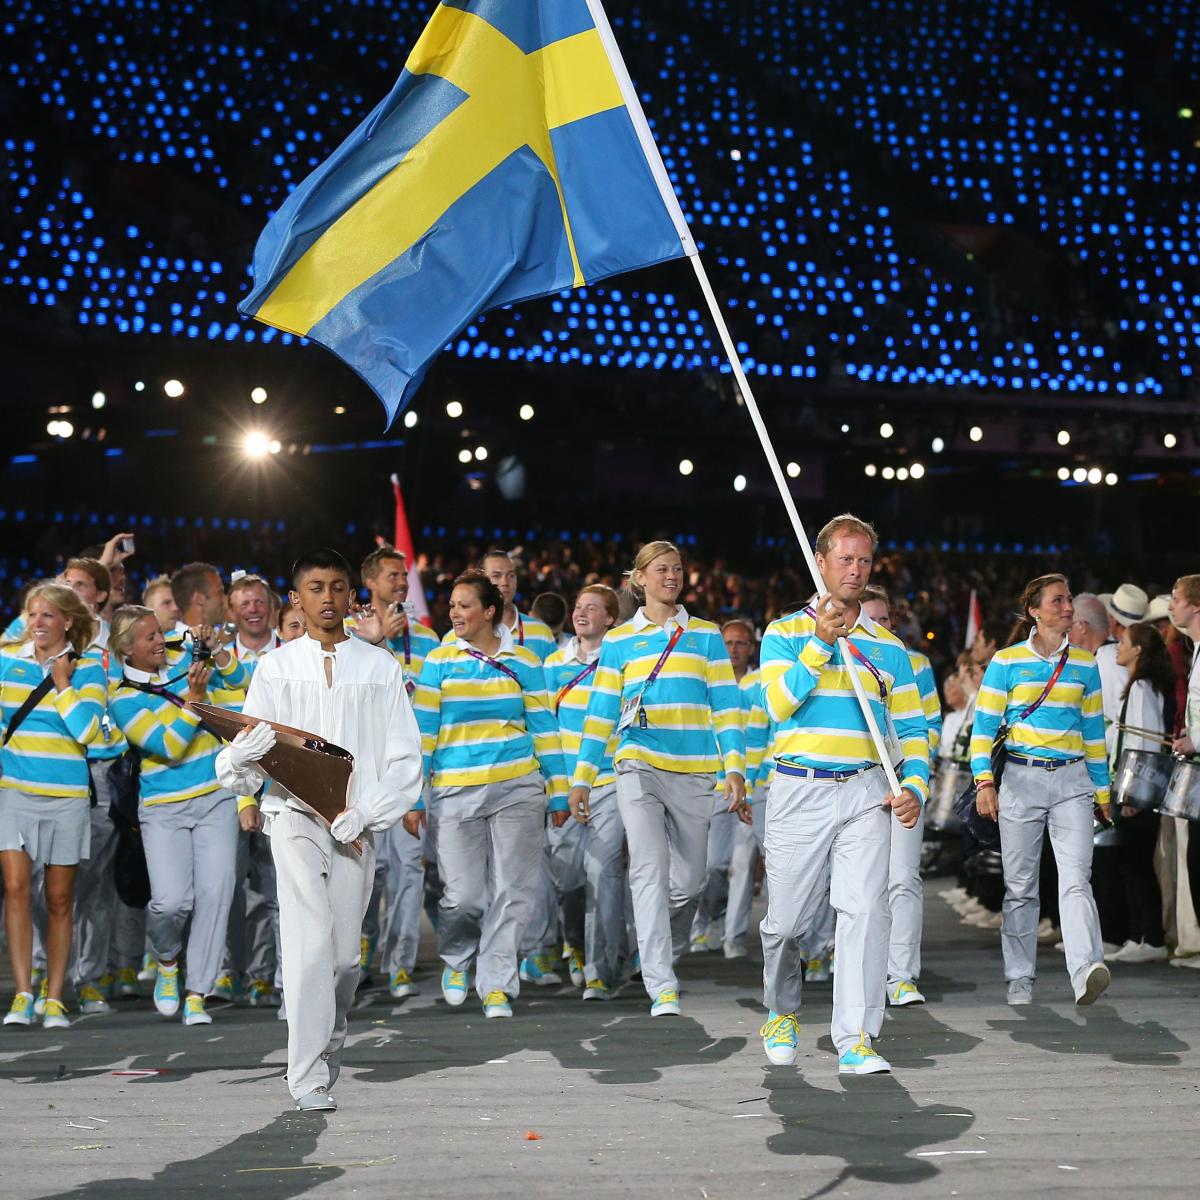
[192,641,213,663]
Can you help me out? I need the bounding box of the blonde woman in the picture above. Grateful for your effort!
[569,542,748,1017]
[1,583,106,1029]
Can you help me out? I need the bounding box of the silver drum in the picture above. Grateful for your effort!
[928,762,972,835]
[1160,757,1200,822]
[1113,748,1173,813]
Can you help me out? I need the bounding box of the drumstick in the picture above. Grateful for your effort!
[1114,722,1176,749]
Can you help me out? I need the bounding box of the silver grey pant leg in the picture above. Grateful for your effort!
[548,815,587,948]
[361,854,388,949]
[616,762,714,999]
[245,832,279,983]
[379,823,425,977]
[798,886,836,961]
[434,785,490,975]
[113,899,145,971]
[999,762,1102,987]
[270,807,375,1101]
[828,772,892,1052]
[693,795,735,939]
[519,831,559,959]
[887,806,925,986]
[580,784,626,986]
[725,799,766,946]
[223,829,253,978]
[72,792,120,986]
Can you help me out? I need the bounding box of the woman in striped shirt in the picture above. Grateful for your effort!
[109,607,247,1028]
[568,541,748,1018]
[1,583,106,1029]
[410,571,567,1020]
[971,573,1112,1007]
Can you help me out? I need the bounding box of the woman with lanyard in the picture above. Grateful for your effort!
[568,541,748,1018]
[971,573,1112,1007]
[545,584,625,999]
[1106,623,1175,965]
[1,583,106,1029]
[408,571,567,1019]
[109,607,248,1027]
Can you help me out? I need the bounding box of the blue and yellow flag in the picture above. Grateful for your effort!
[240,0,695,422]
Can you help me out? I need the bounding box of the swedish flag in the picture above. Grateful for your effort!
[240,0,695,422]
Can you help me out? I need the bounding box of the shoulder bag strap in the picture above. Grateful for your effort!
[2,672,59,746]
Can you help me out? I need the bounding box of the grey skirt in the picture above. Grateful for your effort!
[0,789,91,866]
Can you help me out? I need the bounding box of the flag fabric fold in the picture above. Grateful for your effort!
[240,0,694,423]
[390,474,431,624]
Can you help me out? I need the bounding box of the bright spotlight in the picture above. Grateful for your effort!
[1056,429,1071,446]
[879,422,894,439]
[968,425,983,442]
[242,431,270,460]
[896,467,909,481]
[1057,467,1071,481]
[786,461,801,478]
[931,436,945,453]
[1072,467,1087,482]
[1087,467,1102,484]
[730,148,743,162]
[91,391,106,410]
[1104,472,1118,486]
[840,423,851,434]
[519,403,535,421]
[733,474,747,492]
[251,386,268,404]
[446,400,463,418]
[678,458,694,476]
[1164,432,1178,448]
[457,449,472,464]
[882,466,896,480]
[403,410,418,429]
[268,439,282,455]
[864,464,877,477]
[133,380,145,392]
[474,446,488,461]
[164,378,184,398]
[910,462,925,479]
[334,405,346,415]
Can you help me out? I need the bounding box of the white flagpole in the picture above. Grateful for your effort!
[585,0,902,796]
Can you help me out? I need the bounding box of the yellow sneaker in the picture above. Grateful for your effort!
[208,974,237,1003]
[33,977,49,1017]
[115,967,140,998]
[482,990,512,1019]
[388,969,419,999]
[78,984,111,1015]
[183,994,213,1026]
[97,973,115,999]
[4,992,35,1027]
[43,998,71,1030]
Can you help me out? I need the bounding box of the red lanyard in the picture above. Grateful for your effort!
[556,661,597,712]
[462,646,522,686]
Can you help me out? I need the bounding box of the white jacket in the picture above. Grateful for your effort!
[215,633,423,831]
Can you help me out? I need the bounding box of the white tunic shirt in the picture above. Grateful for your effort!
[215,633,423,829]
[1094,641,1129,757]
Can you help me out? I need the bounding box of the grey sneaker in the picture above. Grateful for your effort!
[1006,978,1034,1006]
[296,1086,337,1112]
[1074,962,1111,1006]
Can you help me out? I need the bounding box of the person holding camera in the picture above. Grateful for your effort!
[109,608,247,1027]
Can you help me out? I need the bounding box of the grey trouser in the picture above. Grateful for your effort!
[581,783,627,986]
[522,814,588,957]
[998,759,1103,989]
[761,767,891,1054]
[692,792,736,940]
[432,773,546,999]
[113,900,146,971]
[225,828,280,986]
[887,806,925,986]
[726,798,766,945]
[616,761,714,999]
[72,759,121,986]
[379,822,426,977]
[140,789,239,996]
[269,806,375,1101]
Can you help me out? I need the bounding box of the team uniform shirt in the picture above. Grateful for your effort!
[440,610,556,664]
[110,648,248,807]
[969,633,1109,803]
[571,607,746,790]
[414,625,568,806]
[349,614,441,696]
[545,637,614,788]
[215,634,424,829]
[758,607,931,802]
[740,669,772,795]
[0,644,106,798]
[909,648,943,756]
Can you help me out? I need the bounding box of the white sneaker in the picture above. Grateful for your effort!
[1112,941,1168,964]
[1074,962,1111,1006]
[1105,939,1137,962]
[1101,942,1122,956]
[1168,955,1200,970]
[943,887,968,904]
[723,940,748,960]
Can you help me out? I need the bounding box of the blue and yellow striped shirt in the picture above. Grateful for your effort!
[759,607,930,801]
[970,635,1109,802]
[909,648,943,756]
[739,669,772,795]
[414,628,567,806]
[0,645,106,798]
[545,638,615,788]
[111,649,247,806]
[572,608,746,789]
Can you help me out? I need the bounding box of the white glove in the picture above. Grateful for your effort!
[330,807,366,844]
[227,722,276,771]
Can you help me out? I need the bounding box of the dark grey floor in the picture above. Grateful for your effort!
[2,880,1198,1199]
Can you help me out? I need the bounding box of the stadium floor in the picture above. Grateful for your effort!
[1,879,1197,1200]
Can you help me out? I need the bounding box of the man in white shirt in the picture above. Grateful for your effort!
[216,549,424,1112]
[1072,592,1127,755]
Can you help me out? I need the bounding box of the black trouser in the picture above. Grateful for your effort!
[1092,845,1128,946]
[1116,812,1164,947]
[1187,822,1200,928]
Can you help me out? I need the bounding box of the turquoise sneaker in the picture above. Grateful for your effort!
[183,994,212,1026]
[518,955,562,986]
[650,990,680,1017]
[388,970,419,1000]
[804,957,830,983]
[441,966,469,1007]
[582,978,611,1002]
[482,990,512,1019]
[887,981,925,1007]
[153,965,181,1017]
[3,992,35,1027]
[838,1036,891,1076]
[760,1011,800,1066]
